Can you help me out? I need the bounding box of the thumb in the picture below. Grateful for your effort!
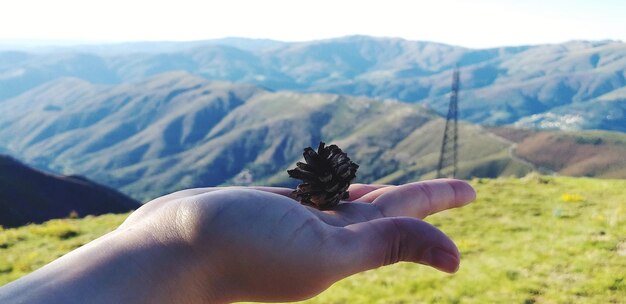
[336,217,460,276]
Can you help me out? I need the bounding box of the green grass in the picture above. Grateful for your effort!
[2,176,625,303]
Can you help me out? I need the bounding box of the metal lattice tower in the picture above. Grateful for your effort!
[437,65,460,178]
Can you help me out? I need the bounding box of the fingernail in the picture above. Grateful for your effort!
[420,247,460,273]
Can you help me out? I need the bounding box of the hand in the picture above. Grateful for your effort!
[120,179,475,303]
[0,179,475,304]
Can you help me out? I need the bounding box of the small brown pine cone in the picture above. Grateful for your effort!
[287,142,359,210]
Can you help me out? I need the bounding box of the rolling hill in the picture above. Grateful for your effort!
[1,36,625,131]
[490,127,626,178]
[0,72,531,200]
[0,155,139,228]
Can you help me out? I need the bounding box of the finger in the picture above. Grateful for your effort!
[305,184,392,226]
[356,185,399,203]
[309,180,474,226]
[372,179,475,218]
[331,217,460,276]
[347,184,392,201]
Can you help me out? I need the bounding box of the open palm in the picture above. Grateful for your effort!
[118,179,475,303]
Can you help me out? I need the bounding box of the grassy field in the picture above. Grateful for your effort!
[1,176,625,303]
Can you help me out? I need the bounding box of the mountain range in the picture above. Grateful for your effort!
[2,71,625,201]
[0,72,533,200]
[0,155,139,227]
[1,36,625,131]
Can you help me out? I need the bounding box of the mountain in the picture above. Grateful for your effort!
[0,72,531,200]
[514,86,626,132]
[1,36,625,131]
[0,155,139,228]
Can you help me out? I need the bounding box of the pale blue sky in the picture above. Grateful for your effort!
[1,0,624,48]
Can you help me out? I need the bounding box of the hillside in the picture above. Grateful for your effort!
[0,72,530,200]
[0,155,139,228]
[514,88,626,132]
[1,36,625,131]
[1,176,624,303]
[491,128,626,178]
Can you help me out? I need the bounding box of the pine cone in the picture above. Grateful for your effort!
[287,142,359,210]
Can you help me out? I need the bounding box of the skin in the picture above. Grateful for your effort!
[0,179,475,304]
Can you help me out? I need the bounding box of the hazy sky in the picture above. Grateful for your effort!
[1,0,625,48]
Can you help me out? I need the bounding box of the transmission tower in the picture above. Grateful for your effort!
[437,65,460,178]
